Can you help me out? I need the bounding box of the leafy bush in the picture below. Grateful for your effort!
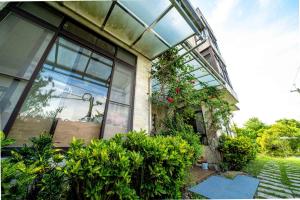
[2,131,194,199]
[1,134,69,200]
[113,131,194,199]
[218,135,257,170]
[159,115,203,164]
[65,137,142,200]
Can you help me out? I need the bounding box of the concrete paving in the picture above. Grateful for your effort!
[256,162,300,199]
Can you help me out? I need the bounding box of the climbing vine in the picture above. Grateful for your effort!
[151,47,232,132]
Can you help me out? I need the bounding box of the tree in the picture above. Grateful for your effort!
[234,117,267,140]
[257,119,300,156]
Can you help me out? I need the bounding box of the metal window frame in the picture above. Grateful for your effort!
[1,2,137,144]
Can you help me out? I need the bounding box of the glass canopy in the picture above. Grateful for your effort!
[61,0,228,90]
[62,0,195,59]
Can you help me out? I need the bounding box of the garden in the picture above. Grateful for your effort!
[1,47,299,199]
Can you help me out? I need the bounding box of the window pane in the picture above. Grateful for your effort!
[0,75,26,130]
[119,0,170,26]
[19,3,63,27]
[153,8,193,45]
[104,4,145,45]
[116,47,136,66]
[110,62,134,105]
[56,38,92,72]
[63,21,116,55]
[0,13,54,80]
[86,53,112,81]
[103,102,130,139]
[8,38,112,147]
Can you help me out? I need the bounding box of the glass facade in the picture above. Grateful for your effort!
[0,12,54,130]
[0,3,137,146]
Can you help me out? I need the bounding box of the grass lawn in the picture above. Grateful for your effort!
[243,154,300,186]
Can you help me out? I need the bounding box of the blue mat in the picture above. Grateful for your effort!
[189,175,259,199]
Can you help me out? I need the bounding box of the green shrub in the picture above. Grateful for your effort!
[159,115,202,164]
[2,131,194,199]
[113,131,194,199]
[1,134,69,200]
[65,137,142,200]
[218,135,257,170]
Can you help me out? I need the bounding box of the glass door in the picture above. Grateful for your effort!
[8,37,113,147]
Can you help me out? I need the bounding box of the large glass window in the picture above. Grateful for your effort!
[0,13,54,130]
[2,5,137,146]
[8,37,113,147]
[103,62,134,139]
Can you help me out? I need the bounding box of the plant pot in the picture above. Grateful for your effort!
[202,162,208,170]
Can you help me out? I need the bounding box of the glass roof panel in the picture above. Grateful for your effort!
[190,68,209,78]
[178,47,187,56]
[134,30,168,58]
[198,74,215,83]
[63,1,112,26]
[185,59,201,71]
[105,4,146,45]
[153,8,193,45]
[207,80,220,86]
[119,0,170,26]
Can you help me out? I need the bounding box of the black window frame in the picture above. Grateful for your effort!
[1,2,137,143]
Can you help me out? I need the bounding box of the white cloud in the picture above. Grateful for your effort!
[210,0,239,27]
[258,0,272,7]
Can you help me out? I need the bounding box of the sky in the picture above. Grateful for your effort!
[190,0,300,126]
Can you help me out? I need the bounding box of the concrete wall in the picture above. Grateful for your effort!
[133,55,151,132]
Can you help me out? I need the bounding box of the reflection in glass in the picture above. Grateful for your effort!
[8,37,112,147]
[110,63,134,105]
[0,13,54,80]
[103,102,130,139]
[103,62,134,138]
[0,75,26,130]
[19,3,63,27]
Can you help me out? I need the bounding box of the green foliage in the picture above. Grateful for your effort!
[233,117,267,140]
[151,48,232,132]
[1,134,69,200]
[218,135,257,170]
[113,131,194,199]
[159,114,202,164]
[65,137,141,200]
[257,119,300,156]
[2,131,194,199]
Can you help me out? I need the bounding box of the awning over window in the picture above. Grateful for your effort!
[58,0,237,100]
[61,0,195,59]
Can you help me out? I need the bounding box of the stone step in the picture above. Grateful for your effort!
[289,178,300,183]
[258,187,293,198]
[258,176,282,184]
[256,191,281,199]
[292,191,300,198]
[260,171,281,178]
[259,183,293,194]
[287,174,300,178]
[290,182,300,187]
[260,179,290,189]
[258,174,282,181]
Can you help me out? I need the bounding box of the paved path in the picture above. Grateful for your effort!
[256,162,300,199]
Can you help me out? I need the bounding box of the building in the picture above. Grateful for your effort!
[0,0,238,159]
